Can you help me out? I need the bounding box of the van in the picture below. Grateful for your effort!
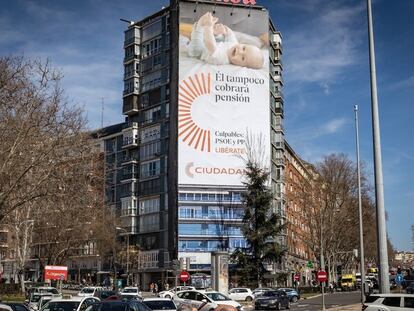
[340,274,356,291]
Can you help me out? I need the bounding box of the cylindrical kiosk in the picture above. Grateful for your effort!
[211,251,229,295]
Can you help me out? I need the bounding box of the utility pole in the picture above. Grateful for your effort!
[354,105,366,302]
[366,0,389,293]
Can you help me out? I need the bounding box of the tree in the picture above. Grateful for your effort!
[231,159,285,287]
[286,153,394,278]
[0,56,86,221]
[0,56,104,291]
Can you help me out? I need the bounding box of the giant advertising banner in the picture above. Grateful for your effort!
[178,1,270,186]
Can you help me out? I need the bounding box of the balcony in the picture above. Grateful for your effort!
[122,123,139,149]
[123,96,139,115]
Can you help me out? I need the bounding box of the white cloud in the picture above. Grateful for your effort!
[282,1,365,88]
[388,75,414,91]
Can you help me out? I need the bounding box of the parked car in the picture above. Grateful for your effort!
[28,292,61,311]
[252,288,272,298]
[143,298,177,311]
[78,287,105,297]
[363,293,414,310]
[119,287,142,301]
[158,287,196,299]
[39,296,100,311]
[26,288,60,300]
[83,300,151,311]
[254,290,290,310]
[0,303,30,311]
[228,288,254,301]
[173,290,241,311]
[277,288,300,303]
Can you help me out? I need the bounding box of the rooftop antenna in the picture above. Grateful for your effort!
[101,97,104,128]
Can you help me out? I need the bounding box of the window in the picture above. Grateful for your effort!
[140,197,160,214]
[141,106,161,125]
[140,124,161,143]
[140,141,161,161]
[140,159,160,178]
[383,296,400,307]
[139,214,159,232]
[141,70,163,92]
[142,20,162,42]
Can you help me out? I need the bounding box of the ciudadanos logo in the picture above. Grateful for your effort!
[178,72,212,153]
[185,162,246,179]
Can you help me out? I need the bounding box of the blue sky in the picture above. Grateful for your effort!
[1,0,413,251]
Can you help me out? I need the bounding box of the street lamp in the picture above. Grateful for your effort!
[116,227,129,286]
[354,105,366,303]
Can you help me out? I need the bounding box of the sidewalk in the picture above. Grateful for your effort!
[327,303,361,310]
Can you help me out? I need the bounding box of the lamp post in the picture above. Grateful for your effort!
[116,227,129,286]
[354,105,366,302]
[366,0,389,293]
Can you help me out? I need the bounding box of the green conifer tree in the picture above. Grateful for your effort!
[231,160,285,287]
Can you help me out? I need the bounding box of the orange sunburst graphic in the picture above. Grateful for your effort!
[178,73,211,152]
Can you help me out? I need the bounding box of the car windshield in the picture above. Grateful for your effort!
[143,301,176,310]
[206,293,230,301]
[263,291,278,297]
[81,288,95,294]
[123,289,137,293]
[41,301,80,311]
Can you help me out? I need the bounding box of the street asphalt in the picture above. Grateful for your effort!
[243,291,361,311]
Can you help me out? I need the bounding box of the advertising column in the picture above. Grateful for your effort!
[178,2,270,187]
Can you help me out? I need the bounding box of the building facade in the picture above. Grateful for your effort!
[284,142,314,286]
[118,0,285,288]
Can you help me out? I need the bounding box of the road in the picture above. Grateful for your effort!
[244,292,361,311]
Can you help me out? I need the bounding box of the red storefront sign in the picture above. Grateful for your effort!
[44,265,68,281]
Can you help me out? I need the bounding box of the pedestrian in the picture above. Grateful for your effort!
[154,283,158,293]
[150,282,154,293]
[329,282,334,294]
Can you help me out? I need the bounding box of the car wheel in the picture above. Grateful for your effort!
[291,296,298,303]
[246,296,253,302]
[286,301,290,310]
[276,302,281,310]
[165,295,171,299]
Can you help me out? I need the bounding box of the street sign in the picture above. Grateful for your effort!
[317,271,327,283]
[294,274,300,281]
[307,261,313,268]
[179,271,191,282]
[395,273,403,285]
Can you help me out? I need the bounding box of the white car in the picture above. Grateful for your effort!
[143,298,177,311]
[158,286,196,299]
[363,293,414,310]
[228,288,254,302]
[40,296,100,311]
[120,287,142,300]
[77,287,104,297]
[173,290,241,311]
